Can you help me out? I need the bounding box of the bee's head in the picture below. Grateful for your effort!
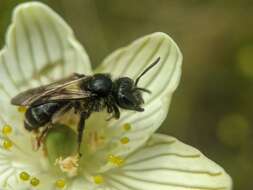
[113,57,160,112]
[113,77,146,112]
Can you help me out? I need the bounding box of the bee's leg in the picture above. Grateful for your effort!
[112,104,120,119]
[36,126,50,149]
[77,112,88,157]
[106,104,120,121]
[105,96,120,120]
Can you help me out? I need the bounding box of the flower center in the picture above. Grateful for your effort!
[44,112,111,176]
[55,155,80,177]
[9,106,135,188]
[44,124,79,175]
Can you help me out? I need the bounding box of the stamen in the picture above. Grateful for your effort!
[18,106,27,113]
[93,175,104,184]
[55,179,66,189]
[55,155,79,177]
[107,154,125,166]
[120,137,130,144]
[2,124,12,135]
[19,171,30,181]
[30,177,40,186]
[88,131,105,152]
[3,140,13,150]
[123,123,131,131]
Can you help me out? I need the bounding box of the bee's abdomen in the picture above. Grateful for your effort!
[24,102,64,130]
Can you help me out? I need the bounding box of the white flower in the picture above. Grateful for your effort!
[0,2,232,190]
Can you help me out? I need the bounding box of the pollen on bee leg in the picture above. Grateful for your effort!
[93,175,104,184]
[107,154,125,166]
[2,124,12,135]
[55,155,79,177]
[18,106,27,113]
[2,139,13,150]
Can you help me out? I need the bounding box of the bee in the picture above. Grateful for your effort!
[11,57,160,155]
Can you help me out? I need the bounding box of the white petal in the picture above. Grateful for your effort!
[0,2,91,124]
[0,131,47,189]
[0,2,91,95]
[104,134,232,190]
[96,33,182,157]
[67,177,98,190]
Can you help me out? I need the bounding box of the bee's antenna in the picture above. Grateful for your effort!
[134,57,160,86]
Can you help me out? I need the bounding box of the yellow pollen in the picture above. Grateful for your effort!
[123,123,131,131]
[30,177,40,186]
[55,179,66,188]
[55,155,79,177]
[18,106,27,113]
[3,140,13,150]
[2,124,12,135]
[19,171,30,181]
[120,137,130,144]
[108,154,125,166]
[93,175,104,184]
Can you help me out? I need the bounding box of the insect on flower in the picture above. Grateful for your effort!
[0,2,232,190]
[11,58,160,155]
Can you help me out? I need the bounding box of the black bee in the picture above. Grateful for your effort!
[11,57,160,155]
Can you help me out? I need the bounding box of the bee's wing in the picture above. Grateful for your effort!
[11,74,93,106]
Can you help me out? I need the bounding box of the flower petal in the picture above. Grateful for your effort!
[67,177,97,190]
[0,1,91,95]
[0,2,91,124]
[0,127,48,189]
[96,33,182,157]
[103,134,232,190]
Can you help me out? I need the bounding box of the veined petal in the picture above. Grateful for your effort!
[103,134,232,190]
[0,127,47,189]
[0,2,91,125]
[96,33,182,157]
[0,2,91,95]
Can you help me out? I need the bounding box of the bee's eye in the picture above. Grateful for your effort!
[120,95,133,106]
[116,93,144,112]
[113,77,144,112]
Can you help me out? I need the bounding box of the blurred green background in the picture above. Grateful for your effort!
[0,0,253,189]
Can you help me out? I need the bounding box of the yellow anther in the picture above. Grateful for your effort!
[123,123,131,131]
[30,177,40,186]
[18,106,27,113]
[3,140,13,150]
[93,175,104,184]
[19,171,30,181]
[108,154,125,166]
[55,179,66,188]
[2,124,12,135]
[120,137,130,144]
